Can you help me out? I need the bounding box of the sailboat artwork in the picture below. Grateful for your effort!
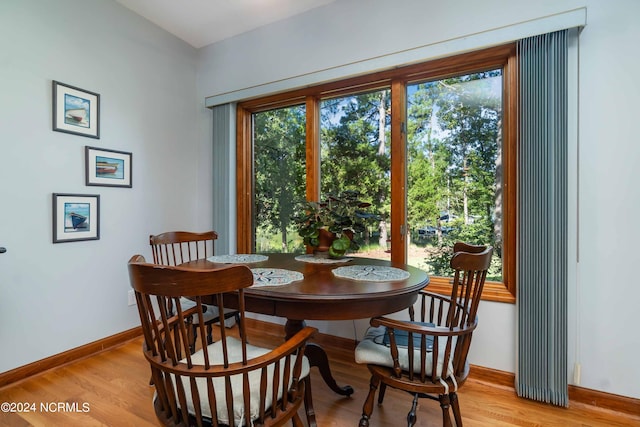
[95,156,124,179]
[65,108,86,124]
[53,81,100,139]
[69,212,87,229]
[64,93,90,128]
[64,202,90,232]
[96,161,118,175]
[52,193,100,243]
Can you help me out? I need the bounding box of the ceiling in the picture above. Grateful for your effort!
[115,0,338,49]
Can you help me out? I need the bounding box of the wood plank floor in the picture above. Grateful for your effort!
[1,321,638,427]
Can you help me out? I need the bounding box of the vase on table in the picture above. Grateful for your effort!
[314,229,353,259]
[313,228,337,257]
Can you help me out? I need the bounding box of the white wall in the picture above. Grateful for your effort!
[572,0,640,397]
[0,0,209,372]
[196,0,640,399]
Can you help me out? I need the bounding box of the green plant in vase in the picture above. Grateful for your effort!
[292,190,374,258]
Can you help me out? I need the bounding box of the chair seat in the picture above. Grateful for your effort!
[355,325,456,378]
[179,297,236,324]
[174,336,310,426]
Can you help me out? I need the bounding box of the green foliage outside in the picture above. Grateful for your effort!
[406,71,503,280]
[253,105,306,253]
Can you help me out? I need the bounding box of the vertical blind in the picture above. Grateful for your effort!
[517,30,568,407]
[211,103,236,255]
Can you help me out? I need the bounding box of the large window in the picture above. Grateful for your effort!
[237,45,516,302]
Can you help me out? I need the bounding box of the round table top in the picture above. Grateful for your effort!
[180,252,429,321]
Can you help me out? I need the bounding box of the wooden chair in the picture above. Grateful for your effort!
[149,231,240,352]
[128,255,317,426]
[355,242,493,427]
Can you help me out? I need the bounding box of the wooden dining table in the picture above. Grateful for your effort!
[180,252,429,397]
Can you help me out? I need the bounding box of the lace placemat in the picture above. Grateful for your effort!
[206,254,268,264]
[251,268,303,287]
[332,265,410,282]
[294,254,353,264]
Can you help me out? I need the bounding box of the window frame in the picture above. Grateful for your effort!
[236,44,517,303]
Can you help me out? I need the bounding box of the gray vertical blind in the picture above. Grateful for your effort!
[517,30,568,407]
[211,103,236,255]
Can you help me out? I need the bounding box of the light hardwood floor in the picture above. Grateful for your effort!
[1,321,638,427]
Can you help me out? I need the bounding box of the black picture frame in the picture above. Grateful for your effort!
[85,146,132,188]
[52,81,100,139]
[52,193,100,243]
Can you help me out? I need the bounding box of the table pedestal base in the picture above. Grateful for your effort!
[285,319,354,397]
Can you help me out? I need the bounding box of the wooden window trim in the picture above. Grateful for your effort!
[305,96,320,202]
[236,44,517,303]
[418,46,518,304]
[390,79,407,265]
[236,104,253,254]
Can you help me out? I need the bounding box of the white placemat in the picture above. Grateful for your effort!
[294,254,353,264]
[206,254,268,264]
[332,265,410,282]
[251,268,303,287]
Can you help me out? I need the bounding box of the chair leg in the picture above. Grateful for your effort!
[407,393,419,427]
[206,323,213,345]
[189,325,197,354]
[235,312,242,339]
[450,392,463,426]
[439,393,453,427]
[303,376,317,427]
[359,375,380,427]
[377,382,387,404]
[291,412,304,427]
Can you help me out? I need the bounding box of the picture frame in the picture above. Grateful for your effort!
[52,81,100,139]
[52,193,100,243]
[85,146,132,188]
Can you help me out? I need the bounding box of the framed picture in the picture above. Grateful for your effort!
[52,81,100,139]
[85,146,132,188]
[52,193,100,243]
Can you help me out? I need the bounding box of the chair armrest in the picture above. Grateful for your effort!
[371,317,475,338]
[161,326,317,376]
[242,326,317,370]
[418,290,452,304]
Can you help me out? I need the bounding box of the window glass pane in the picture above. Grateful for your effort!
[406,70,503,280]
[253,105,306,253]
[320,91,391,260]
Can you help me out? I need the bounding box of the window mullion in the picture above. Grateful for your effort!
[390,79,407,265]
[236,104,253,253]
[305,96,320,203]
